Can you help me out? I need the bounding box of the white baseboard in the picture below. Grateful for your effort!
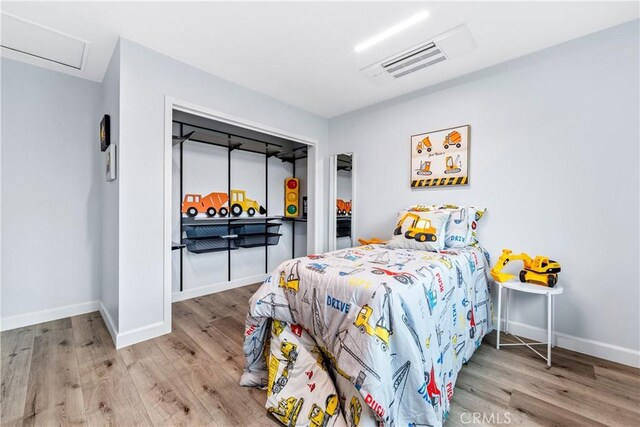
[1,300,100,332]
[494,317,640,368]
[98,301,118,345]
[98,302,169,349]
[172,274,267,303]
[115,320,170,349]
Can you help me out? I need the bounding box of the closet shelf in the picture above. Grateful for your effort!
[182,216,282,225]
[279,216,307,222]
[173,119,285,156]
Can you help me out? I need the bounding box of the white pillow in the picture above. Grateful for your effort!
[437,206,474,248]
[388,210,450,252]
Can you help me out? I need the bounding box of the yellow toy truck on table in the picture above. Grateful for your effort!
[491,249,561,287]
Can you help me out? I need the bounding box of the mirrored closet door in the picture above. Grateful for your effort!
[329,153,354,251]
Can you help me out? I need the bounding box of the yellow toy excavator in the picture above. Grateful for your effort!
[491,249,561,287]
[394,212,437,242]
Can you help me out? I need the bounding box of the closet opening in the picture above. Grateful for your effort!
[169,108,312,302]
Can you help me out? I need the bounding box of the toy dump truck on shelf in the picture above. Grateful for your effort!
[182,190,266,217]
[336,199,352,216]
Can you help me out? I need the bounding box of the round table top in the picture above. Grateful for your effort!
[495,280,564,295]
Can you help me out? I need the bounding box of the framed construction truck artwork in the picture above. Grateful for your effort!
[100,114,110,152]
[410,124,470,188]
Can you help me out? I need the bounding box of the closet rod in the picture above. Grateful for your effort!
[173,119,285,150]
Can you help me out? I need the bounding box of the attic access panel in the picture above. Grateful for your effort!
[1,12,89,70]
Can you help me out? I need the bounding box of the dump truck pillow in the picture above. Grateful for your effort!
[409,205,487,248]
[266,321,348,427]
[388,210,450,252]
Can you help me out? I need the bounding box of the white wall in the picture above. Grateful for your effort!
[1,58,103,328]
[100,42,121,333]
[329,21,640,364]
[117,39,328,338]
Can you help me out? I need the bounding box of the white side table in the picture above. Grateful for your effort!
[495,280,563,367]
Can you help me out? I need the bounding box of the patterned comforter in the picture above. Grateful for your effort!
[241,244,493,427]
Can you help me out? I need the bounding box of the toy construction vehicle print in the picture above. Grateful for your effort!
[181,189,266,217]
[268,396,304,426]
[271,340,299,395]
[415,160,432,176]
[442,131,462,149]
[394,212,437,243]
[444,155,462,174]
[308,394,340,427]
[416,136,432,154]
[411,125,469,188]
[279,261,301,294]
[353,284,392,351]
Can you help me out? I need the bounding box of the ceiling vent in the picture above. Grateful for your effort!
[361,24,476,84]
[1,12,89,70]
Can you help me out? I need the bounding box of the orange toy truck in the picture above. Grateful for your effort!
[443,131,462,149]
[182,192,228,217]
[337,199,352,216]
[182,190,266,217]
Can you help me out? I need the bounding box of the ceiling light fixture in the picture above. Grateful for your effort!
[354,10,430,53]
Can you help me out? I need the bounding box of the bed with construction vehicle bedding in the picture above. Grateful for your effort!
[240,244,493,427]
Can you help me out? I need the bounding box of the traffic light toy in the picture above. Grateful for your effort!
[284,178,299,217]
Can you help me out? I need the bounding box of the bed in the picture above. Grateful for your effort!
[241,243,493,427]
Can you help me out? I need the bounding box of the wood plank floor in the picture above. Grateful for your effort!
[2,284,639,426]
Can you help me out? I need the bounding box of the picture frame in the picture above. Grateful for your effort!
[410,124,470,188]
[105,144,117,182]
[100,114,110,152]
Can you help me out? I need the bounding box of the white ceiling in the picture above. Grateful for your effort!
[1,1,638,118]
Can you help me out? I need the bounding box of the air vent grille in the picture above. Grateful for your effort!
[382,42,447,77]
[360,24,476,84]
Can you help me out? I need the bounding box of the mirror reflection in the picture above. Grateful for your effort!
[335,153,352,249]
